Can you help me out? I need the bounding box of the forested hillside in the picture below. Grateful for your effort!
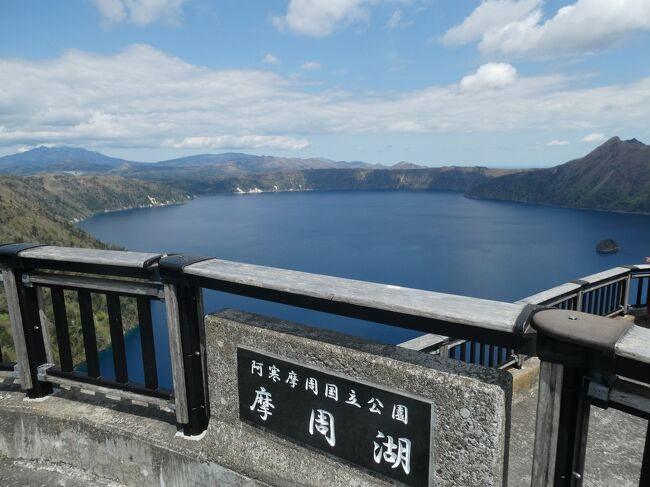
[467,137,650,213]
[0,174,188,363]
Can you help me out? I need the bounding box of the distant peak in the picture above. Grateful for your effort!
[603,136,621,145]
[588,136,647,156]
[626,137,644,145]
[392,161,424,169]
[599,136,645,147]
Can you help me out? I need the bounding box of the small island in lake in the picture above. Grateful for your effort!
[596,239,619,254]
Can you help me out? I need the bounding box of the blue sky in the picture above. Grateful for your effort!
[0,0,649,167]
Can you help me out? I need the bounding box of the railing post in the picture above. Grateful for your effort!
[1,266,53,398]
[531,361,564,487]
[552,366,590,486]
[575,288,584,312]
[623,272,632,314]
[160,254,211,436]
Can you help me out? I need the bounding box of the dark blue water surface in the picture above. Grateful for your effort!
[78,191,650,389]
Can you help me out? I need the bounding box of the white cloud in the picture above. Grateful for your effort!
[273,0,376,37]
[301,61,322,70]
[1,45,649,151]
[460,63,518,91]
[582,132,606,142]
[443,0,541,45]
[172,135,309,150]
[546,139,569,146]
[93,0,187,27]
[444,0,650,58]
[262,53,280,65]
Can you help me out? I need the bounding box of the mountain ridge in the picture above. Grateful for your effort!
[467,137,650,213]
[0,146,382,177]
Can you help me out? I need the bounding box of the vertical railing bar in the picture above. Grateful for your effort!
[50,287,74,372]
[78,291,100,378]
[163,283,189,425]
[589,291,595,314]
[636,277,643,307]
[479,342,486,367]
[606,284,612,314]
[531,361,564,487]
[137,296,158,390]
[106,294,128,384]
[553,367,590,486]
[576,288,584,313]
[1,269,32,388]
[618,280,624,309]
[621,277,628,310]
[35,287,54,365]
[598,288,605,316]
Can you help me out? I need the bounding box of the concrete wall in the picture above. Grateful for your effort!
[0,310,512,486]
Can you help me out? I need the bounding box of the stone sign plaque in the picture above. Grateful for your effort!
[237,346,434,487]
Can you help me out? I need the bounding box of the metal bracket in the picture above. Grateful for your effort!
[0,243,46,267]
[158,254,212,276]
[37,362,55,381]
[587,378,611,409]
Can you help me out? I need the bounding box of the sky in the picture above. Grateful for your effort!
[0,0,649,168]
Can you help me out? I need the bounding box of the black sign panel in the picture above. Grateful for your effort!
[237,347,434,487]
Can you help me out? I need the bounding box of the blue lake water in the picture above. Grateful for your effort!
[78,190,650,389]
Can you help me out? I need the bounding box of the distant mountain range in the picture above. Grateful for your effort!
[0,146,129,175]
[3,138,649,213]
[0,146,385,177]
[467,137,650,213]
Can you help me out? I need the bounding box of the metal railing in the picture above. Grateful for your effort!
[1,244,650,486]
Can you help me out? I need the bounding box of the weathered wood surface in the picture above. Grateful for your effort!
[18,246,160,268]
[26,272,163,298]
[578,267,630,285]
[630,264,650,271]
[531,361,564,487]
[610,378,650,416]
[616,325,650,365]
[518,283,581,305]
[398,333,448,351]
[1,269,32,388]
[163,283,189,424]
[184,259,527,333]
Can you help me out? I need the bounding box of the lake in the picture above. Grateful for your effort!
[78,190,650,389]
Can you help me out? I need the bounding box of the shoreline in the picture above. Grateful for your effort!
[464,193,650,217]
[74,186,650,225]
[71,196,192,224]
